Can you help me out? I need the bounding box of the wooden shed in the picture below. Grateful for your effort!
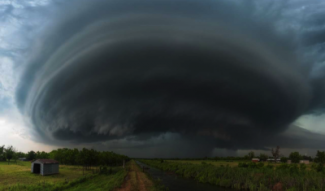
[31,159,59,176]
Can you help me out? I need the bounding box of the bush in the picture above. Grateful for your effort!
[289,164,299,174]
[238,162,248,168]
[277,163,288,170]
[300,163,307,171]
[99,165,113,174]
[315,150,325,164]
[316,163,324,172]
[266,164,273,169]
[259,154,268,162]
[280,157,288,163]
[289,152,301,163]
[257,162,264,168]
[248,162,257,168]
[311,163,317,170]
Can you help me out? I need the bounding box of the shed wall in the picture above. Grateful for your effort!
[43,164,59,175]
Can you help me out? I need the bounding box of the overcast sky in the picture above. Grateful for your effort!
[1,0,325,158]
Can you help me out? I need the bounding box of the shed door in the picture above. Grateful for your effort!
[33,163,41,173]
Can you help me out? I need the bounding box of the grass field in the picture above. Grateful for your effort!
[0,161,126,191]
[141,159,325,191]
[167,160,240,167]
[167,160,315,170]
[65,170,126,191]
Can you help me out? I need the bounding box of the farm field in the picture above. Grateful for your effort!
[167,160,315,170]
[0,161,126,191]
[167,160,241,167]
[140,159,325,191]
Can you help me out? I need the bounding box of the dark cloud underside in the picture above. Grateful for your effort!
[16,0,325,156]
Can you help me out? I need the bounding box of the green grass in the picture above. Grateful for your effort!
[167,160,315,170]
[141,159,325,191]
[65,168,126,191]
[0,161,90,189]
[167,160,240,167]
[0,161,126,191]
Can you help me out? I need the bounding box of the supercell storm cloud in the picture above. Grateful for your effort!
[15,0,325,153]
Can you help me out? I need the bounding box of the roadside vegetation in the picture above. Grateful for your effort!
[139,150,325,191]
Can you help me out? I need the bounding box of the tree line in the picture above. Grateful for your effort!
[243,147,317,164]
[0,145,129,168]
[156,147,323,164]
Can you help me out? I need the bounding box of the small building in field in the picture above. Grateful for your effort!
[19,158,27,161]
[252,158,260,162]
[300,160,310,164]
[267,158,281,163]
[287,160,292,164]
[31,159,59,176]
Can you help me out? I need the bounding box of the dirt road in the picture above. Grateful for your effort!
[116,160,154,191]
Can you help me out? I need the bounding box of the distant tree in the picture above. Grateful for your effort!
[5,145,16,165]
[12,153,18,164]
[26,151,36,161]
[289,152,301,163]
[35,151,49,159]
[36,151,41,159]
[248,151,255,159]
[280,157,288,163]
[16,152,26,158]
[302,155,313,162]
[271,146,280,162]
[315,150,325,164]
[259,154,268,161]
[0,145,5,161]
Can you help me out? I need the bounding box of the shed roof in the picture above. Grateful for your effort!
[33,159,59,164]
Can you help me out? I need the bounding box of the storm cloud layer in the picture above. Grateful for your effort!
[16,0,325,154]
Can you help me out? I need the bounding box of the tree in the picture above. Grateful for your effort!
[289,152,301,163]
[0,145,5,161]
[12,153,18,164]
[315,150,325,164]
[16,152,26,158]
[280,157,288,163]
[35,151,49,159]
[5,145,16,165]
[248,151,255,159]
[271,146,280,162]
[259,153,268,161]
[302,155,312,161]
[26,151,36,161]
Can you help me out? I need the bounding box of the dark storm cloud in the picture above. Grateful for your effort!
[15,0,325,155]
